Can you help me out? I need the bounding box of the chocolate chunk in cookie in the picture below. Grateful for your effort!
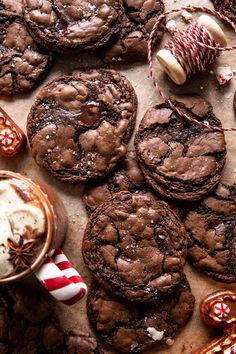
[98,0,165,63]
[211,0,236,24]
[27,69,137,183]
[87,278,195,353]
[134,95,226,201]
[0,284,66,353]
[83,191,187,302]
[0,5,52,95]
[66,329,104,354]
[184,183,236,283]
[22,0,124,52]
[83,151,145,214]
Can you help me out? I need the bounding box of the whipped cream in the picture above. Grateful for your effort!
[0,179,46,278]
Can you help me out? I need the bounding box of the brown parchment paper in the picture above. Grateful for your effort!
[1,0,236,353]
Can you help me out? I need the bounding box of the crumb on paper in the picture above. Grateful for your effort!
[166,20,178,33]
[166,338,175,346]
[147,327,164,341]
[181,10,193,22]
[214,66,233,85]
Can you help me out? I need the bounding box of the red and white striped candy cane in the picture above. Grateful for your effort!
[35,249,87,305]
[224,344,236,354]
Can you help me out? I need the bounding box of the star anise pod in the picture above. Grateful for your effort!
[7,236,34,269]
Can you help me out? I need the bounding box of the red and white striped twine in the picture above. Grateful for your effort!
[35,249,87,306]
[148,5,236,132]
[224,344,236,354]
[167,23,220,76]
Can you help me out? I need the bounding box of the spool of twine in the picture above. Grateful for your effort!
[148,5,236,132]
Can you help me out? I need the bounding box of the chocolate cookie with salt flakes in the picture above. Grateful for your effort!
[27,69,137,183]
[82,191,188,302]
[184,183,236,283]
[22,0,124,53]
[98,0,165,63]
[87,278,195,354]
[134,95,226,202]
[0,1,52,95]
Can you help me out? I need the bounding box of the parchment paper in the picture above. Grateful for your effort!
[1,0,236,353]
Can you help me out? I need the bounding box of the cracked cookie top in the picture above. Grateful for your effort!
[83,191,188,302]
[134,95,226,201]
[184,183,236,282]
[0,1,52,95]
[27,69,137,183]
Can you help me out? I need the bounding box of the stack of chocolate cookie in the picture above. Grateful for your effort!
[80,93,231,353]
[79,97,200,352]
[82,189,195,353]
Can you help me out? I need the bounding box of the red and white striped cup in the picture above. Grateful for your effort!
[35,249,87,305]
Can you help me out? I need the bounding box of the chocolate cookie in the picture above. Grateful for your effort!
[211,0,236,24]
[22,0,124,52]
[134,95,226,201]
[82,150,184,218]
[0,4,52,95]
[66,330,104,354]
[98,0,165,63]
[184,183,236,283]
[27,69,137,183]
[0,283,66,353]
[0,0,22,15]
[87,278,195,354]
[83,191,187,302]
[83,151,145,214]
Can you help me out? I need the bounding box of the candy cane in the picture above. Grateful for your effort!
[224,344,236,354]
[35,249,87,305]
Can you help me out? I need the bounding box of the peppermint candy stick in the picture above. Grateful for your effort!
[35,249,87,306]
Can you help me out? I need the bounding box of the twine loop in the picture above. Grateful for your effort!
[148,5,236,132]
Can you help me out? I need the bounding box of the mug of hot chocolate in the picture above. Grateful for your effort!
[0,170,87,305]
